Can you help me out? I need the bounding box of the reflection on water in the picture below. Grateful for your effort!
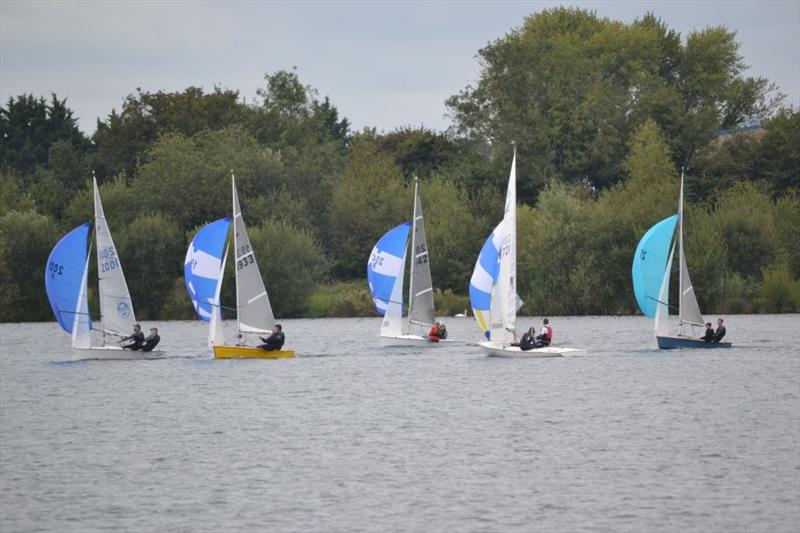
[1,315,798,532]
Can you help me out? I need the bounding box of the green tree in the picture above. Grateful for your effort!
[115,213,183,319]
[0,210,59,321]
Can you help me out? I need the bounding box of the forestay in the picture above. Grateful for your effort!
[184,216,232,323]
[93,177,136,337]
[469,222,503,336]
[232,176,275,335]
[631,214,679,318]
[45,222,93,341]
[407,181,435,331]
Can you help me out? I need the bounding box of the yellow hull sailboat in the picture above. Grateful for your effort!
[184,172,295,359]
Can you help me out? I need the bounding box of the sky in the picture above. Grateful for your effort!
[1,0,798,135]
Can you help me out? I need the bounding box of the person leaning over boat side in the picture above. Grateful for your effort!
[713,318,726,343]
[534,318,553,347]
[438,323,448,340]
[259,324,285,351]
[426,322,441,343]
[700,322,715,343]
[141,327,161,352]
[121,323,145,350]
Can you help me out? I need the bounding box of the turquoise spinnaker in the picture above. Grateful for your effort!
[632,214,679,318]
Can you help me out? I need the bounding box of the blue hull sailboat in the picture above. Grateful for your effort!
[632,172,731,350]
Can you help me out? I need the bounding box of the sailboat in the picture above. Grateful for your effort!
[184,173,294,359]
[632,171,732,349]
[45,176,163,360]
[367,179,443,347]
[469,150,582,357]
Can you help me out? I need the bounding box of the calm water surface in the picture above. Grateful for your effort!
[1,315,799,532]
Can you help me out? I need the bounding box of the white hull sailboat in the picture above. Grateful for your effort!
[367,179,445,348]
[632,171,732,350]
[45,176,163,360]
[468,150,584,358]
[184,173,294,359]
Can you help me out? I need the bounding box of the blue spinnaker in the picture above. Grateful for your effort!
[45,222,92,333]
[185,217,232,322]
[469,221,502,335]
[632,214,679,318]
[367,222,411,315]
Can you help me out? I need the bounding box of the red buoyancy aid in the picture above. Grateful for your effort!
[428,326,440,342]
[544,325,553,341]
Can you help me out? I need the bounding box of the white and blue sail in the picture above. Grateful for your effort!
[469,222,503,337]
[45,222,92,348]
[185,216,232,326]
[367,221,412,336]
[632,214,679,319]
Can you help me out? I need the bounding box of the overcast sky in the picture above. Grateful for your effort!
[2,0,798,134]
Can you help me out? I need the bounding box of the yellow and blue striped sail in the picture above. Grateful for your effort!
[367,222,411,316]
[469,222,503,335]
[45,222,92,334]
[632,214,678,318]
[184,216,232,322]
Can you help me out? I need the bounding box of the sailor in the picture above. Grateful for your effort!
[259,324,285,351]
[519,327,537,351]
[534,318,553,347]
[438,323,448,340]
[701,322,714,343]
[713,318,726,343]
[121,323,145,350]
[141,327,161,352]
[426,322,441,343]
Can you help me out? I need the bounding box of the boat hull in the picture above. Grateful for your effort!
[380,334,443,347]
[213,345,295,359]
[72,346,165,361]
[656,335,732,350]
[480,341,583,358]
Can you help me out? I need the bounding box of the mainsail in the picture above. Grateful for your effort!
[93,177,135,337]
[367,221,412,336]
[469,222,503,336]
[631,214,679,318]
[407,181,435,331]
[677,173,704,327]
[45,222,93,344]
[184,216,232,324]
[232,175,274,335]
[490,151,518,344]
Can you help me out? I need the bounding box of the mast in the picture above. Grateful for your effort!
[678,168,685,331]
[93,171,104,347]
[232,170,241,341]
[407,178,419,334]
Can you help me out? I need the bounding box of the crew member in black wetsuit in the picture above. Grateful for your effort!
[713,318,726,343]
[701,322,714,343]
[121,324,145,350]
[142,327,161,352]
[259,324,285,351]
[519,327,537,351]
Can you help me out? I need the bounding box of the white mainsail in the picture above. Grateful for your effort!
[677,171,704,328]
[232,174,274,335]
[407,180,435,332]
[93,176,136,339]
[489,150,518,345]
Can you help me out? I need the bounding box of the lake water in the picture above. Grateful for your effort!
[1,315,799,532]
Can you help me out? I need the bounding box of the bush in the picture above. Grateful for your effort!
[434,289,470,317]
[306,280,376,317]
[760,263,799,313]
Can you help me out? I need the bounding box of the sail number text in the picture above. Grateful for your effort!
[47,261,64,276]
[415,244,428,264]
[99,246,119,273]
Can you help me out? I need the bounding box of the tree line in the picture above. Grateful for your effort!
[1,8,798,323]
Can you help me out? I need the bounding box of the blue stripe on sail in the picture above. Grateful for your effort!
[469,224,501,334]
[367,221,411,315]
[632,214,679,318]
[45,222,92,333]
[185,217,232,322]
